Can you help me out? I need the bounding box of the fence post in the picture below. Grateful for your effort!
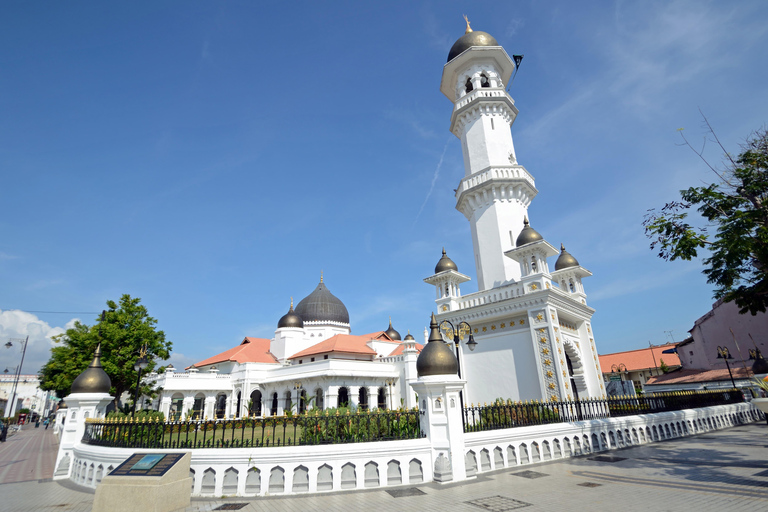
[410,376,467,483]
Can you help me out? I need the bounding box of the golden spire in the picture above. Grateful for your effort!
[290,297,293,309]
[320,270,323,283]
[463,14,473,34]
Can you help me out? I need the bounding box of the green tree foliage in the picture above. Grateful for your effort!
[644,125,768,314]
[39,295,172,408]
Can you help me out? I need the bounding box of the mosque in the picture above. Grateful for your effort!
[148,20,605,420]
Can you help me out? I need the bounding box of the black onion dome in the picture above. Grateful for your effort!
[555,243,580,270]
[295,279,350,324]
[404,331,415,341]
[435,248,458,274]
[417,313,459,377]
[447,30,499,62]
[277,300,304,329]
[516,217,543,247]
[70,343,112,394]
[384,318,401,341]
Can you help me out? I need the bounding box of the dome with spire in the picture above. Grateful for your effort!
[70,343,112,394]
[295,275,350,324]
[277,298,304,329]
[416,313,459,377]
[516,217,543,247]
[435,248,459,274]
[404,331,415,341]
[555,243,580,271]
[447,17,499,62]
[384,318,401,341]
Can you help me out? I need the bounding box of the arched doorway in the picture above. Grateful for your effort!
[235,391,241,418]
[359,387,368,411]
[193,393,205,420]
[170,393,184,421]
[270,393,278,416]
[315,388,324,410]
[284,391,292,414]
[250,390,262,417]
[338,387,349,408]
[299,389,307,414]
[215,394,227,419]
[378,387,387,410]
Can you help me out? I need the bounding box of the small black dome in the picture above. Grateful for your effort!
[277,300,304,329]
[555,243,580,270]
[447,30,499,62]
[295,278,350,324]
[70,343,112,394]
[435,248,458,274]
[417,313,459,377]
[404,331,415,341]
[516,217,543,247]
[384,318,401,341]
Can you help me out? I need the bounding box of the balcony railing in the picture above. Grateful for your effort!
[463,389,743,433]
[82,409,423,449]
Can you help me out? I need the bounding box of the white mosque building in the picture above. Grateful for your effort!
[148,20,605,420]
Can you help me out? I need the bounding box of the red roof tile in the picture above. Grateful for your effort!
[645,367,752,385]
[288,334,378,359]
[192,337,279,367]
[599,343,681,372]
[387,342,423,356]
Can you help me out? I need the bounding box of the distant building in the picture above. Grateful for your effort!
[0,373,51,417]
[645,299,768,392]
[598,344,681,394]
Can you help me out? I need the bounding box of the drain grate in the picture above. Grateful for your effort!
[510,470,548,479]
[588,456,627,463]
[467,495,532,511]
[578,482,603,488]
[386,487,426,497]
[214,505,248,511]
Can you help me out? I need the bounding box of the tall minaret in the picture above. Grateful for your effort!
[441,18,536,291]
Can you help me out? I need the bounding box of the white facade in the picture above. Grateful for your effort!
[430,34,605,406]
[0,373,51,417]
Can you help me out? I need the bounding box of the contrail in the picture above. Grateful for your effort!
[413,139,451,226]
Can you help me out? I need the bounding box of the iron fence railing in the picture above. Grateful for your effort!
[82,409,423,449]
[463,389,744,433]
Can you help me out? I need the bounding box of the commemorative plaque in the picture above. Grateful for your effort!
[92,451,191,512]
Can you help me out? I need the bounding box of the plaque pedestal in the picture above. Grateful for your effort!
[92,452,192,512]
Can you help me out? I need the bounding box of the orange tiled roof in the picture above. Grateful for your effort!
[387,342,424,356]
[288,334,378,359]
[192,337,279,367]
[598,343,681,372]
[645,366,752,385]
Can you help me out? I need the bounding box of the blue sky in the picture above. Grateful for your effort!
[2,1,768,376]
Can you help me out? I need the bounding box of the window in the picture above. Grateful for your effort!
[311,357,315,362]
[465,77,473,93]
[480,73,490,88]
[299,360,302,364]
[324,355,328,360]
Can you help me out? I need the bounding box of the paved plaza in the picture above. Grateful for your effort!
[1,421,767,512]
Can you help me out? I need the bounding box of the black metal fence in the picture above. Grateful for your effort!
[463,389,744,433]
[82,409,423,449]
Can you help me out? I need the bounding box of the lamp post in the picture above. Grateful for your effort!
[716,346,737,389]
[4,336,29,419]
[132,344,149,416]
[438,319,477,414]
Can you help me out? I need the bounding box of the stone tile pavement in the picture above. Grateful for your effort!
[2,422,767,511]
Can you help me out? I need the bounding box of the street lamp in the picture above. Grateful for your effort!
[716,346,737,389]
[438,319,477,413]
[132,345,149,416]
[4,336,29,419]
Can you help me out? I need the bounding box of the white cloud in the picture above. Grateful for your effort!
[0,310,79,376]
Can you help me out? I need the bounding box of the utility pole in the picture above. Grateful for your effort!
[5,336,29,419]
[649,341,659,376]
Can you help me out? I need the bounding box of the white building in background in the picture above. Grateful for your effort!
[0,373,51,417]
[148,21,606,418]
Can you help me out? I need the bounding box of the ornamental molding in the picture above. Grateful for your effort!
[450,94,518,136]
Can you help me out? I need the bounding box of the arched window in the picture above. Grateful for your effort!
[315,388,324,410]
[378,387,387,410]
[250,390,262,417]
[271,393,278,416]
[235,391,241,418]
[531,257,537,272]
[465,77,473,93]
[215,394,227,419]
[299,389,307,414]
[359,387,369,410]
[569,280,575,293]
[284,391,292,414]
[338,387,349,408]
[480,73,490,88]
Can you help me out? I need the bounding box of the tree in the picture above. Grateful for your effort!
[643,123,768,315]
[39,294,172,408]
